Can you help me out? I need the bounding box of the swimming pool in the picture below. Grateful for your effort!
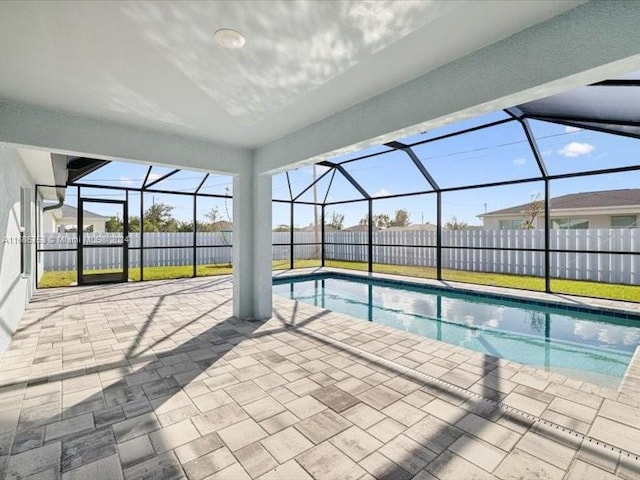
[273,273,640,389]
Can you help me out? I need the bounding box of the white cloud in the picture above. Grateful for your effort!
[119,176,133,187]
[541,149,553,156]
[558,142,595,157]
[373,188,392,197]
[564,126,582,133]
[512,158,526,166]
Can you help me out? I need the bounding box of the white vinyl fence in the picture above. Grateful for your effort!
[42,229,640,284]
[41,232,233,271]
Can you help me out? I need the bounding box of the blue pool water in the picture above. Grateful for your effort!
[273,274,640,389]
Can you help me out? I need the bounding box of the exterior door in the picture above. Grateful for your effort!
[78,198,128,285]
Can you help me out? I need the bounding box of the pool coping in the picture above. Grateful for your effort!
[620,345,640,397]
[273,267,640,395]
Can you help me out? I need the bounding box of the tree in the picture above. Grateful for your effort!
[128,216,141,233]
[360,213,391,228]
[205,187,233,231]
[390,209,410,227]
[143,220,159,233]
[105,216,123,233]
[163,218,179,233]
[445,216,468,230]
[177,221,194,232]
[205,199,232,266]
[521,193,543,229]
[205,207,221,224]
[328,212,344,230]
[273,224,290,232]
[144,203,174,231]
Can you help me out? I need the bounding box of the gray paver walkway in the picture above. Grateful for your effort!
[0,276,638,479]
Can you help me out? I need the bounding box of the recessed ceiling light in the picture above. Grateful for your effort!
[214,29,246,50]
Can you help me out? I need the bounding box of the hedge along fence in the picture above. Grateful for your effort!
[41,229,640,284]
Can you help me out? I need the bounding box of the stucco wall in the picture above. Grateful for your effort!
[42,210,58,234]
[0,146,37,354]
[83,218,105,233]
[43,212,106,233]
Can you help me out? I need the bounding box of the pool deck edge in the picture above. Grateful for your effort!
[620,344,640,397]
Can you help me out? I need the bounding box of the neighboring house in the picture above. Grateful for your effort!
[299,224,338,232]
[385,223,437,232]
[445,225,484,231]
[479,189,640,229]
[43,204,108,233]
[342,224,380,232]
[210,220,233,233]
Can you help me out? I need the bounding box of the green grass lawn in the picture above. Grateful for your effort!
[39,259,640,303]
[325,260,640,303]
[38,264,233,288]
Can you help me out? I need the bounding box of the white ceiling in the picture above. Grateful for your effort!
[0,1,582,150]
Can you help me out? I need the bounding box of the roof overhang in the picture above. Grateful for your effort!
[481,205,640,218]
[508,70,640,140]
[18,148,67,201]
[547,206,640,217]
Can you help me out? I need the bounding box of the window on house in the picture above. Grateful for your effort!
[498,219,525,230]
[610,215,637,228]
[551,218,589,229]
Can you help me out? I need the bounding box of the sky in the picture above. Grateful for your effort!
[63,164,234,224]
[274,111,640,227]
[58,110,640,229]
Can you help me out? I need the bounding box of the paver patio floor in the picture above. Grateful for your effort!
[0,276,639,479]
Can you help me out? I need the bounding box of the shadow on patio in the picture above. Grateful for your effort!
[0,278,632,479]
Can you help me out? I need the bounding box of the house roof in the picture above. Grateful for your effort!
[481,189,640,217]
[48,204,108,220]
[385,223,437,231]
[343,224,379,232]
[300,225,338,232]
[211,220,233,230]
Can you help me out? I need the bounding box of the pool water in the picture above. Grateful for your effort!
[273,275,640,389]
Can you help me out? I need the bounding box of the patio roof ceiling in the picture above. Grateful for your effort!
[0,1,581,150]
[1,2,640,177]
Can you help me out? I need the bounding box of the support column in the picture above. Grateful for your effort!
[436,191,442,280]
[233,170,273,320]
